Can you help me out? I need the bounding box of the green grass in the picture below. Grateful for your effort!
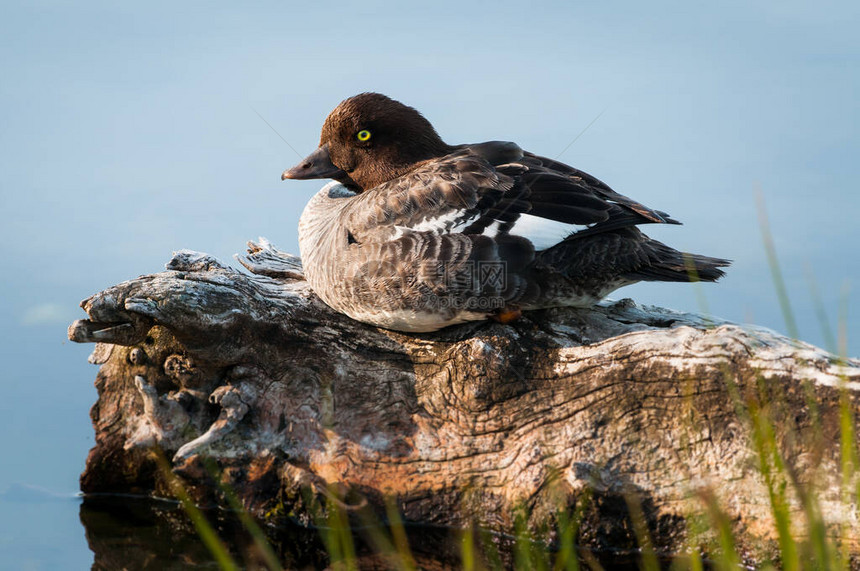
[155,453,240,571]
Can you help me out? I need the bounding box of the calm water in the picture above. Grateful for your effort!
[0,490,90,569]
[0,324,96,569]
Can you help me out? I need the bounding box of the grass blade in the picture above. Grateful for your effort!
[755,189,799,339]
[155,454,239,571]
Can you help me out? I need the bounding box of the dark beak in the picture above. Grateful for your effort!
[281,143,346,181]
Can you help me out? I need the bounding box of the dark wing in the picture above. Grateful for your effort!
[343,141,678,252]
[463,144,682,250]
[518,151,678,225]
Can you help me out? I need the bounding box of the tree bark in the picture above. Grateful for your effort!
[68,240,860,563]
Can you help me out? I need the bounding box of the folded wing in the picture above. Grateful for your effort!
[343,141,678,253]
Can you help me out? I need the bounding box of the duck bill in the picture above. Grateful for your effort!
[281,144,346,180]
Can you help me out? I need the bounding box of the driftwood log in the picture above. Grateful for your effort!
[68,240,860,563]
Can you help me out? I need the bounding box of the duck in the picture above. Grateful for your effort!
[282,93,729,332]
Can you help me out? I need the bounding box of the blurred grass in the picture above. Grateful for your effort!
[155,453,239,571]
[756,189,799,340]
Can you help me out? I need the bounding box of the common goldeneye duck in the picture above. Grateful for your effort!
[282,92,730,333]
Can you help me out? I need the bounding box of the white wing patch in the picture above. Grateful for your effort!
[500,214,591,251]
[413,209,476,233]
[391,210,590,250]
[390,209,481,240]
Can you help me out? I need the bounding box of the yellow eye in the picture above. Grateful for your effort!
[356,129,371,142]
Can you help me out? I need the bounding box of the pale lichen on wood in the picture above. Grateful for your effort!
[69,239,860,562]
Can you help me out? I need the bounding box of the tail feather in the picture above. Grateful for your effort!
[625,241,731,283]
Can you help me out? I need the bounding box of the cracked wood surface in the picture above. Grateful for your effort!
[68,240,860,562]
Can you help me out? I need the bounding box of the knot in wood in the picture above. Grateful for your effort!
[163,354,200,387]
[128,347,147,365]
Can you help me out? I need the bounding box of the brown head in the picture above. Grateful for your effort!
[282,93,452,191]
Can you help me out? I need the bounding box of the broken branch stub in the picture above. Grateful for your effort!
[69,240,860,561]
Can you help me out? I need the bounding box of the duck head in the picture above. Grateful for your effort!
[282,93,452,191]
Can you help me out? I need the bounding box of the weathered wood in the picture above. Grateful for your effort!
[69,240,860,562]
